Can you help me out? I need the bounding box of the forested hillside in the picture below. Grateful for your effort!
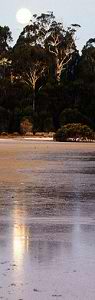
[0,13,95,134]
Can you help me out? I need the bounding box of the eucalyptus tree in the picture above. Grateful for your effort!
[80,39,95,78]
[12,12,79,112]
[0,26,12,103]
[0,26,12,55]
[12,42,48,111]
[12,14,53,112]
[0,26,12,79]
[76,38,95,128]
[45,21,80,82]
[21,12,79,82]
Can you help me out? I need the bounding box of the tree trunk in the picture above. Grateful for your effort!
[32,87,35,112]
[55,59,62,82]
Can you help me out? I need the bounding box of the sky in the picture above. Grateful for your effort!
[1,0,95,51]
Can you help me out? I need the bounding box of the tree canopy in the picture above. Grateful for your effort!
[0,13,95,135]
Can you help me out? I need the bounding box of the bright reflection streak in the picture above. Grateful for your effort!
[13,207,29,264]
[13,225,29,261]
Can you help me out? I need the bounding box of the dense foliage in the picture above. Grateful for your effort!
[54,123,95,142]
[0,13,95,135]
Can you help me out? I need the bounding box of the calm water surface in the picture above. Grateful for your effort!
[0,140,95,299]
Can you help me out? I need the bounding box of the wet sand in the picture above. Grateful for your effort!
[0,139,95,299]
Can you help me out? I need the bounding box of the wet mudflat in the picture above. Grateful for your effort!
[0,139,95,300]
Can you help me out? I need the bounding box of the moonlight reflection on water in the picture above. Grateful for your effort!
[13,223,29,262]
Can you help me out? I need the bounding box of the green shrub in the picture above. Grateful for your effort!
[54,123,95,142]
[20,118,33,134]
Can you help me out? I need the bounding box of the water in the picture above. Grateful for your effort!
[0,140,95,299]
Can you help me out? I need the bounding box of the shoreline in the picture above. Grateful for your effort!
[0,131,95,143]
[0,135,54,141]
[0,135,95,142]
